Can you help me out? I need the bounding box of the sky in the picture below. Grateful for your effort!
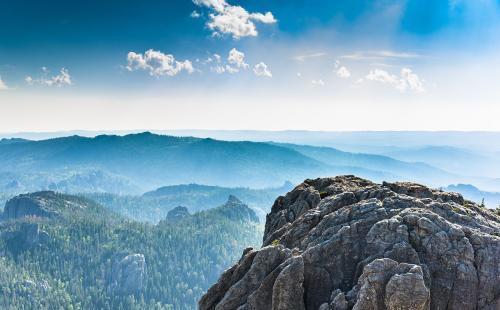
[0,0,499,132]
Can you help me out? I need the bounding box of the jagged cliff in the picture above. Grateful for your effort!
[200,176,500,310]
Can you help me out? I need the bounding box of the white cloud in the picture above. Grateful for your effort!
[213,53,221,63]
[25,68,72,87]
[190,10,201,18]
[207,48,269,77]
[126,49,194,77]
[400,68,425,92]
[225,48,249,73]
[193,0,276,39]
[253,62,272,77]
[249,12,276,24]
[311,79,325,86]
[366,69,399,84]
[293,52,327,62]
[342,50,422,61]
[211,66,226,74]
[365,68,424,92]
[225,65,239,74]
[193,0,226,12]
[336,66,351,79]
[0,76,8,90]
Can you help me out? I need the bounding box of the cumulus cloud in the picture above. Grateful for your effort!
[0,76,8,90]
[126,49,194,77]
[207,48,270,77]
[400,68,425,92]
[25,68,72,87]
[336,66,351,79]
[365,68,424,92]
[190,10,201,18]
[366,69,399,85]
[193,0,276,39]
[211,66,226,74]
[333,60,351,79]
[253,62,272,77]
[206,48,248,74]
[227,48,249,69]
[194,0,226,12]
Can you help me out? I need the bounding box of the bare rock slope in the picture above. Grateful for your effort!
[200,175,500,310]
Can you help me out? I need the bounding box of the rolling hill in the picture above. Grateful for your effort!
[1,132,495,196]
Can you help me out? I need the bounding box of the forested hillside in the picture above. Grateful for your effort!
[84,182,292,222]
[0,192,262,309]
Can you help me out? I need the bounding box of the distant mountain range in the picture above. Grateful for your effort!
[0,132,325,190]
[384,146,500,178]
[445,184,500,208]
[3,130,500,153]
[1,132,499,203]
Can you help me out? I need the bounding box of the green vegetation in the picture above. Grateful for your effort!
[83,182,291,223]
[0,193,263,309]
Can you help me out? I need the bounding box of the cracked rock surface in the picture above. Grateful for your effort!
[200,176,500,310]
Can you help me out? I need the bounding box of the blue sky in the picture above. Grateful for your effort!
[0,0,499,131]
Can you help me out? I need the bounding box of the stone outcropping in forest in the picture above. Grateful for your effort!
[108,253,147,295]
[200,176,500,310]
[2,191,93,221]
[3,191,61,220]
[166,206,191,223]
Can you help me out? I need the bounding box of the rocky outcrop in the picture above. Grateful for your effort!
[214,195,259,223]
[3,191,62,220]
[200,176,500,310]
[166,206,191,223]
[16,279,51,301]
[2,191,93,221]
[2,222,50,251]
[108,253,147,295]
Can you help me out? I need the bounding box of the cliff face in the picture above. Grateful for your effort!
[3,191,61,220]
[200,176,500,310]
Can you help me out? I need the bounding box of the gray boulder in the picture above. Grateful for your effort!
[200,175,500,310]
[108,253,147,295]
